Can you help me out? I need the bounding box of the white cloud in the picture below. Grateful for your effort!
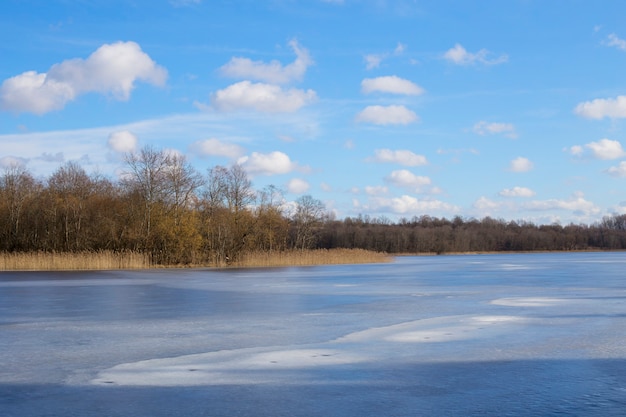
[363,42,406,70]
[384,169,431,192]
[367,195,458,215]
[443,43,508,66]
[0,156,28,169]
[585,139,625,160]
[473,121,517,138]
[606,161,626,177]
[364,54,384,70]
[237,151,296,175]
[509,157,533,172]
[286,178,310,194]
[574,95,626,119]
[107,130,138,153]
[567,145,584,156]
[606,33,626,51]
[0,41,167,114]
[211,81,317,113]
[355,105,418,125]
[361,75,424,95]
[473,196,503,211]
[523,193,600,216]
[364,185,388,196]
[219,39,313,84]
[499,186,536,198]
[369,149,428,166]
[320,182,332,192]
[190,138,245,159]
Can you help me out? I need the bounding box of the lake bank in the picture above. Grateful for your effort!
[0,248,392,271]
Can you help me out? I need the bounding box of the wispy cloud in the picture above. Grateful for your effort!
[355,105,419,125]
[444,43,508,66]
[472,121,517,138]
[368,149,428,166]
[499,186,535,198]
[605,33,626,51]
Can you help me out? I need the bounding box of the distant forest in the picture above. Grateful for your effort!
[2,146,626,265]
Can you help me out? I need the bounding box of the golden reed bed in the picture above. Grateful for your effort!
[0,249,391,271]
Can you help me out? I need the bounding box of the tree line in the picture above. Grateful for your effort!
[0,146,329,265]
[1,145,626,265]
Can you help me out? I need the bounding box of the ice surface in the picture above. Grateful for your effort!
[2,253,626,416]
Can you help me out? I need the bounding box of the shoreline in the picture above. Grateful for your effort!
[1,248,623,272]
[0,248,392,272]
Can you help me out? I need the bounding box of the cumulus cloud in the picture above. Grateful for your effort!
[384,169,431,192]
[368,149,428,166]
[286,178,310,194]
[107,130,138,153]
[499,186,536,198]
[361,75,424,95]
[606,161,626,177]
[0,41,167,114]
[509,157,533,172]
[211,81,317,112]
[443,43,508,66]
[585,139,625,160]
[574,95,626,119]
[219,39,313,84]
[237,151,296,175]
[355,105,418,125]
[190,138,245,159]
[472,121,517,138]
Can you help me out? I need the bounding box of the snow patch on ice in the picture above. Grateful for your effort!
[92,347,369,386]
[91,315,530,387]
[491,297,571,307]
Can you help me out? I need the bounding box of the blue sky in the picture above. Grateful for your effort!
[2,0,626,224]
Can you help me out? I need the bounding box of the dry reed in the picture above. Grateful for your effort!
[232,248,391,268]
[0,251,150,271]
[0,248,391,271]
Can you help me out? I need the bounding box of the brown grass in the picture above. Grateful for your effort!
[0,249,391,271]
[232,248,392,268]
[0,251,151,271]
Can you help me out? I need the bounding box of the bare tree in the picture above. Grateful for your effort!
[0,164,38,250]
[163,153,204,224]
[292,194,325,250]
[199,164,255,263]
[255,185,289,251]
[122,146,171,250]
[48,162,93,250]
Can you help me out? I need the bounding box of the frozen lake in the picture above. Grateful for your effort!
[2,252,626,416]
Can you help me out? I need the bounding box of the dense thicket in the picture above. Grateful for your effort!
[1,146,626,264]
